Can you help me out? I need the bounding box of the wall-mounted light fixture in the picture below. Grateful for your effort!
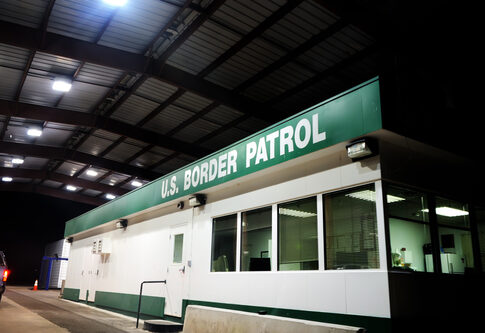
[116,219,128,229]
[346,138,377,161]
[189,194,206,207]
[67,237,73,243]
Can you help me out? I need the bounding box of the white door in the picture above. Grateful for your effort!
[79,242,99,302]
[164,224,188,317]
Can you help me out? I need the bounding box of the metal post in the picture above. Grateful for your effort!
[136,280,166,328]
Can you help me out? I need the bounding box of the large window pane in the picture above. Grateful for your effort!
[278,197,318,271]
[389,218,433,272]
[387,186,433,272]
[241,207,272,271]
[435,197,469,228]
[211,214,237,272]
[387,186,428,222]
[173,234,183,264]
[476,207,485,272]
[436,197,473,274]
[324,184,379,270]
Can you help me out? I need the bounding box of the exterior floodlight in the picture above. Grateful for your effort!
[189,194,206,207]
[27,128,42,137]
[86,169,98,177]
[2,177,13,182]
[116,219,128,229]
[346,138,376,160]
[66,185,77,191]
[52,79,72,92]
[131,180,142,187]
[103,0,127,6]
[106,193,116,200]
[12,158,24,165]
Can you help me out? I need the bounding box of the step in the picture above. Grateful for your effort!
[143,319,183,332]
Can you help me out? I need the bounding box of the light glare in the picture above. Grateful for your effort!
[131,180,142,187]
[27,128,42,137]
[86,170,98,177]
[66,185,77,191]
[106,193,116,200]
[52,80,72,92]
[103,0,127,6]
[2,177,13,182]
[12,158,24,164]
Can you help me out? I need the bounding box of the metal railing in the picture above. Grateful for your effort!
[136,280,167,328]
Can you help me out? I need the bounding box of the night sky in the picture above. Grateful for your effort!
[0,191,95,285]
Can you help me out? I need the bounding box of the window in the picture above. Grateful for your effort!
[173,234,184,263]
[211,214,237,272]
[324,184,379,270]
[241,207,272,271]
[278,197,318,271]
[475,207,485,272]
[387,186,433,272]
[435,197,473,274]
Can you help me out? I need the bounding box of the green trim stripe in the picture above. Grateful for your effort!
[94,290,164,318]
[65,77,382,237]
[62,288,79,301]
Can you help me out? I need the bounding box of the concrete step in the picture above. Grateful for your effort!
[143,319,183,332]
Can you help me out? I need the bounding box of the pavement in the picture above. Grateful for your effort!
[1,286,147,333]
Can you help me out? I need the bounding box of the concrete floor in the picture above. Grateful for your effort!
[1,286,147,333]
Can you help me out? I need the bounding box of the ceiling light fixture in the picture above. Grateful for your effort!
[52,79,72,92]
[11,158,24,165]
[103,0,127,6]
[106,193,116,200]
[422,207,469,217]
[2,177,13,182]
[279,208,317,218]
[346,190,405,203]
[131,180,142,187]
[27,128,42,137]
[66,185,77,191]
[86,170,98,177]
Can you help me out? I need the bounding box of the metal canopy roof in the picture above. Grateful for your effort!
[0,0,379,206]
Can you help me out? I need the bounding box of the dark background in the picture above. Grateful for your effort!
[0,192,94,285]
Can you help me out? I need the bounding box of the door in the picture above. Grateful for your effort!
[164,224,188,317]
[79,242,99,302]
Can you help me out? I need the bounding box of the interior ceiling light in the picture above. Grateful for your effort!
[66,185,77,191]
[52,79,72,92]
[422,207,469,217]
[103,0,127,6]
[27,128,42,137]
[86,170,98,177]
[106,193,116,200]
[2,177,13,182]
[346,190,405,203]
[11,158,24,165]
[131,180,142,187]
[279,208,316,218]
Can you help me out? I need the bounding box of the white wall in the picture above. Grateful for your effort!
[65,156,390,318]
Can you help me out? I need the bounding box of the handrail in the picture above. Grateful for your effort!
[136,280,167,328]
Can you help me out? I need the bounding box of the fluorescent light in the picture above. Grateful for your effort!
[27,128,42,137]
[12,158,24,165]
[103,0,127,6]
[52,79,72,92]
[86,170,98,177]
[279,208,316,218]
[2,177,12,182]
[106,193,116,200]
[66,185,77,191]
[346,190,405,203]
[131,180,142,187]
[422,207,469,217]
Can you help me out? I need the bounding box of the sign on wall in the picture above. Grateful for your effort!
[65,78,382,237]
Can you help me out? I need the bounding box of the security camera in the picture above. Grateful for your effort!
[177,201,184,210]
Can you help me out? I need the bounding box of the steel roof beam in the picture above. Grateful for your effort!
[0,20,276,122]
[0,182,104,206]
[0,167,129,196]
[0,141,160,180]
[0,100,212,158]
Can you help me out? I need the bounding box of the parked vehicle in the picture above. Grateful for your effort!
[0,251,8,302]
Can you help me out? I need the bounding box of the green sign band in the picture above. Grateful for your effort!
[65,77,382,237]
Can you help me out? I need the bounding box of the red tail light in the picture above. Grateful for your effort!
[2,270,9,282]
